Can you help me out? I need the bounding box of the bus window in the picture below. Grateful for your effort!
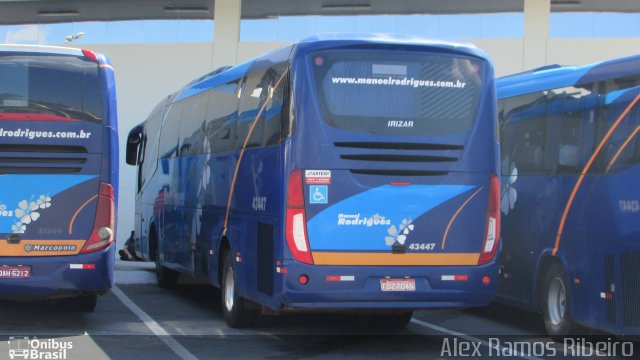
[312,51,482,136]
[206,81,239,153]
[159,102,183,158]
[0,53,103,123]
[179,92,209,156]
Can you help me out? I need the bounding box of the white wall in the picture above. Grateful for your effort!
[77,38,640,242]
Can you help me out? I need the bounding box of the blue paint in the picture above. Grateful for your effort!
[307,184,474,251]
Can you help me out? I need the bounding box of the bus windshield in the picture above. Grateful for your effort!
[0,53,103,123]
[311,50,483,135]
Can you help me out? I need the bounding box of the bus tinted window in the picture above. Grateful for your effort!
[159,102,183,158]
[499,80,640,175]
[0,53,102,123]
[312,51,482,135]
[237,63,288,148]
[180,92,209,156]
[206,80,239,153]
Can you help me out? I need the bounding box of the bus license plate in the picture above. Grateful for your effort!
[380,278,415,292]
[0,265,31,279]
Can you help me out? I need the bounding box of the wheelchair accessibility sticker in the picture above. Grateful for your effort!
[310,186,328,204]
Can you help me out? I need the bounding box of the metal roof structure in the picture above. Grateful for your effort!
[0,0,638,25]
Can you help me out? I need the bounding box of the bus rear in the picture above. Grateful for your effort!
[279,37,500,310]
[0,45,117,310]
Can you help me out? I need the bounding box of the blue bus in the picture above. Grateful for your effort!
[127,34,500,327]
[497,55,640,337]
[0,45,118,311]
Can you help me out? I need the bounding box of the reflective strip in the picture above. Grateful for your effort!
[70,264,94,269]
[442,275,468,281]
[313,252,480,266]
[326,275,355,282]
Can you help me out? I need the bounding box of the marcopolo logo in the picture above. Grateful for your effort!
[23,244,77,253]
[337,213,391,227]
[8,337,73,360]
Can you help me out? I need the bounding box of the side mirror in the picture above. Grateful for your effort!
[126,125,143,165]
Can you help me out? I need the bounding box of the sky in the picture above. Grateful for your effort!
[1,12,640,45]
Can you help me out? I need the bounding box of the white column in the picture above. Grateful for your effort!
[523,0,550,71]
[213,0,242,68]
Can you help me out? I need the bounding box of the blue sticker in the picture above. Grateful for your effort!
[309,185,328,204]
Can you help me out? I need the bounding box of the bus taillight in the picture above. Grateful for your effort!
[286,170,314,264]
[82,49,98,62]
[478,175,500,265]
[80,182,115,254]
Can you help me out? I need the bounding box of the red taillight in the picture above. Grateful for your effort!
[82,49,98,62]
[478,174,500,265]
[80,182,115,254]
[285,170,313,264]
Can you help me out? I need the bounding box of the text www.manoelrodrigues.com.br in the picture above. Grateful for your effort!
[0,128,91,140]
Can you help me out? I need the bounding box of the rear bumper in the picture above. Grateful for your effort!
[0,245,114,300]
[278,259,498,310]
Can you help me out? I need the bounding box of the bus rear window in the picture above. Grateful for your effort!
[0,52,103,123]
[312,51,483,135]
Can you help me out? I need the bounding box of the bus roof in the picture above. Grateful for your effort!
[497,53,640,99]
[174,33,492,103]
[0,44,84,57]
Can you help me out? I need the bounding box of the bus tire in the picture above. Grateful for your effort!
[386,311,413,328]
[365,311,413,328]
[76,294,97,312]
[221,251,260,328]
[541,263,577,339]
[155,249,178,289]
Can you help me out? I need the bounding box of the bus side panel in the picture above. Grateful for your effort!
[223,145,283,308]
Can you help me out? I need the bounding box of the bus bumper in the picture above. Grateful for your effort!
[278,260,498,310]
[0,245,115,300]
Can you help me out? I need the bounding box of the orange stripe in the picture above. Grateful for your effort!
[553,92,640,256]
[99,64,114,71]
[223,69,290,234]
[68,195,97,234]
[441,187,483,249]
[312,252,480,266]
[0,239,86,256]
[605,125,640,173]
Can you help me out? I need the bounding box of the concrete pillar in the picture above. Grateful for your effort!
[523,0,550,71]
[213,0,241,68]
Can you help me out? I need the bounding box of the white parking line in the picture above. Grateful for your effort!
[111,285,199,360]
[410,318,545,360]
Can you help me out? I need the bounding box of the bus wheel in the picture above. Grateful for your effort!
[221,251,260,328]
[155,249,178,289]
[541,263,576,339]
[366,311,413,328]
[386,311,413,328]
[76,294,97,312]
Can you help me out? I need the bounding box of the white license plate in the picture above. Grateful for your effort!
[380,278,416,292]
[0,265,31,279]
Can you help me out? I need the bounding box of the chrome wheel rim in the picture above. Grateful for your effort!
[224,266,235,312]
[547,277,566,326]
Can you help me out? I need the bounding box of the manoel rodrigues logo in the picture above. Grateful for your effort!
[23,244,77,253]
[8,337,73,360]
[337,213,391,227]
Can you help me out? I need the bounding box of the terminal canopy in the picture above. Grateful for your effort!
[0,0,639,25]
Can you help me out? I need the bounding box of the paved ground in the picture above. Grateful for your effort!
[0,260,635,360]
